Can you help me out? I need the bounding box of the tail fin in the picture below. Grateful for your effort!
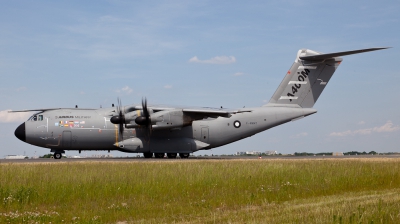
[267,47,388,108]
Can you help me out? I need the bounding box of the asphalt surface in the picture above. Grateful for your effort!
[1,155,400,163]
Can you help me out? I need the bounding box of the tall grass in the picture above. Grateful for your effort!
[0,158,400,223]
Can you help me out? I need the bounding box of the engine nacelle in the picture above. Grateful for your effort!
[123,109,191,130]
[151,109,189,130]
[123,109,154,124]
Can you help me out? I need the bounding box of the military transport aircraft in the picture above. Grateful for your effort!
[11,47,388,159]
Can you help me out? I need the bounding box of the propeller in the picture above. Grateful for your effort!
[135,98,152,139]
[110,98,125,139]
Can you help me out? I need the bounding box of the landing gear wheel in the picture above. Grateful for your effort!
[179,153,190,158]
[167,153,177,159]
[154,153,165,158]
[143,152,153,158]
[54,152,62,160]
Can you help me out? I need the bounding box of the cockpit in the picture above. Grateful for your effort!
[28,113,43,121]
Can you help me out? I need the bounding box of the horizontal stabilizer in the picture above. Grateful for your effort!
[299,47,390,61]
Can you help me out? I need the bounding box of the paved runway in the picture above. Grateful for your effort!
[1,154,399,163]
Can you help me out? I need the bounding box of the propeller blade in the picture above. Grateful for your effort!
[142,97,152,138]
[136,98,150,125]
[119,110,124,137]
[134,97,152,141]
[110,97,125,140]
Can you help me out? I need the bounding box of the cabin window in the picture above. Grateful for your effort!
[38,115,43,121]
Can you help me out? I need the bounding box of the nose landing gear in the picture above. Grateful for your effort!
[54,152,62,159]
[51,149,65,160]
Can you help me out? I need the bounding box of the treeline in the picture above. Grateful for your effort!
[294,151,380,156]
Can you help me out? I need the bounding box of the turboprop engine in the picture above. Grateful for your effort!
[127,109,189,130]
[110,98,192,131]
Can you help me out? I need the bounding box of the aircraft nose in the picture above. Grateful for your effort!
[14,123,26,142]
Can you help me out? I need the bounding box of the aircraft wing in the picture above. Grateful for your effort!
[8,108,97,113]
[133,104,252,118]
[182,108,252,117]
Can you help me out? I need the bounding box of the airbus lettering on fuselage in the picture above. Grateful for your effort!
[56,116,91,119]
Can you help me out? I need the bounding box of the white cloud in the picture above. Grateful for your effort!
[16,87,27,92]
[116,86,133,95]
[0,110,32,123]
[358,121,366,125]
[164,85,172,89]
[189,56,236,64]
[233,72,244,76]
[329,121,399,137]
[292,132,308,138]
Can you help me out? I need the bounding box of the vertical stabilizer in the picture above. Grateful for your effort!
[267,47,388,108]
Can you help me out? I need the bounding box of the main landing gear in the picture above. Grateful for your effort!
[167,153,177,159]
[154,153,165,158]
[179,153,189,158]
[143,152,153,158]
[142,152,190,159]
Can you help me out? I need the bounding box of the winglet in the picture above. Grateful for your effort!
[299,47,390,61]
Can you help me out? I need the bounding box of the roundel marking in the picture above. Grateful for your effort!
[233,120,241,128]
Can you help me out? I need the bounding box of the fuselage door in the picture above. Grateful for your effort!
[62,131,72,148]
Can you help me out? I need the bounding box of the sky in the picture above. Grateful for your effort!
[1,0,399,157]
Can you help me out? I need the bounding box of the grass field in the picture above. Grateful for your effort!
[1,158,400,223]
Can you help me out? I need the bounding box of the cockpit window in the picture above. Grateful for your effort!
[38,115,43,121]
[28,112,41,121]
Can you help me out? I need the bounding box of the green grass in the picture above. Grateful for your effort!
[1,158,400,223]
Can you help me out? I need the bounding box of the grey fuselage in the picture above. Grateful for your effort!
[19,106,316,154]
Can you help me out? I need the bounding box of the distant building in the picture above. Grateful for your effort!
[90,154,114,158]
[246,151,261,155]
[333,152,344,156]
[5,155,28,159]
[265,151,278,155]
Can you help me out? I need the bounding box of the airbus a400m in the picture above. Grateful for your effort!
[11,47,388,159]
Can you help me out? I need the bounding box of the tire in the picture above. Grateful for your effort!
[54,152,62,160]
[154,153,165,158]
[179,153,190,158]
[167,153,177,159]
[143,152,153,158]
